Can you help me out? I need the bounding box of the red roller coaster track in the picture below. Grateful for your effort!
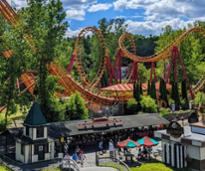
[0,0,205,112]
[0,0,127,109]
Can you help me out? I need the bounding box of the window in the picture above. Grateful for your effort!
[26,126,29,136]
[36,127,44,138]
[21,144,24,155]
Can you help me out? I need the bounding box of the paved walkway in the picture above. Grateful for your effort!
[80,167,118,171]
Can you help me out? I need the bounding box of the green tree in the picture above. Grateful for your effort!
[67,92,89,120]
[155,25,205,85]
[19,0,68,120]
[0,14,32,126]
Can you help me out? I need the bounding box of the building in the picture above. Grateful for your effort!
[155,121,205,171]
[15,102,55,164]
[0,103,169,165]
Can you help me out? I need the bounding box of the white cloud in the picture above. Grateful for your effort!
[66,9,85,21]
[113,0,156,10]
[66,28,82,38]
[125,18,194,36]
[62,0,96,21]
[113,0,205,35]
[88,3,112,12]
[11,0,27,9]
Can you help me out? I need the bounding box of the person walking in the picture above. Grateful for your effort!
[109,139,115,158]
[79,150,86,167]
[98,140,103,155]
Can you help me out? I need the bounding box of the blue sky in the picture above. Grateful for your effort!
[12,0,205,37]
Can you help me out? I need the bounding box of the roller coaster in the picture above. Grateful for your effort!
[0,0,205,112]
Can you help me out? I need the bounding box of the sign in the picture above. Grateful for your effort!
[167,121,184,138]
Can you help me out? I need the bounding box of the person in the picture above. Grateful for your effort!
[98,140,103,155]
[71,152,78,161]
[64,153,70,160]
[137,148,142,160]
[79,150,86,167]
[108,139,115,158]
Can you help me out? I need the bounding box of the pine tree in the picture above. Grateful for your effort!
[150,80,156,100]
[20,0,67,120]
[159,78,168,105]
[133,82,141,102]
[171,81,180,110]
[67,92,89,120]
[181,79,189,109]
[147,80,151,95]
[139,81,143,95]
[181,79,188,100]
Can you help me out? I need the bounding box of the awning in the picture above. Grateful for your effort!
[101,82,171,92]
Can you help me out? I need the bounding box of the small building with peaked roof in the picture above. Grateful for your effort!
[15,102,56,164]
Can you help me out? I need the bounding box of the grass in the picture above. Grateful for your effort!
[0,165,11,171]
[130,163,173,171]
[41,167,61,171]
[99,162,126,171]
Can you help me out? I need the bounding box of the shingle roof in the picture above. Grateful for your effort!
[48,113,169,136]
[24,102,47,126]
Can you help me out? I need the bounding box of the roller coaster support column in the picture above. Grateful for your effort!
[130,62,138,83]
[105,55,115,85]
[115,49,123,83]
[67,51,76,73]
[171,46,178,81]
[171,46,195,99]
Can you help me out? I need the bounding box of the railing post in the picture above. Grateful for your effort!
[95,151,99,166]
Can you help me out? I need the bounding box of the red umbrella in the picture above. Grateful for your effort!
[137,136,158,147]
[117,138,140,148]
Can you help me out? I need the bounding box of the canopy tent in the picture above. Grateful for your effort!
[137,136,158,147]
[117,138,140,148]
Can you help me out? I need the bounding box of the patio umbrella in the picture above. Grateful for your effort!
[117,138,140,148]
[137,136,158,147]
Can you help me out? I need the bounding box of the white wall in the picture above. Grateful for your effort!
[44,127,47,139]
[15,142,24,163]
[187,145,200,160]
[33,128,36,140]
[200,147,205,160]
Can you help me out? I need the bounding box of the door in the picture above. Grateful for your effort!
[38,145,45,161]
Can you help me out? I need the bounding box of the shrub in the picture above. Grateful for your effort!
[159,108,171,117]
[0,165,11,171]
[140,96,157,113]
[0,119,6,132]
[194,92,205,106]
